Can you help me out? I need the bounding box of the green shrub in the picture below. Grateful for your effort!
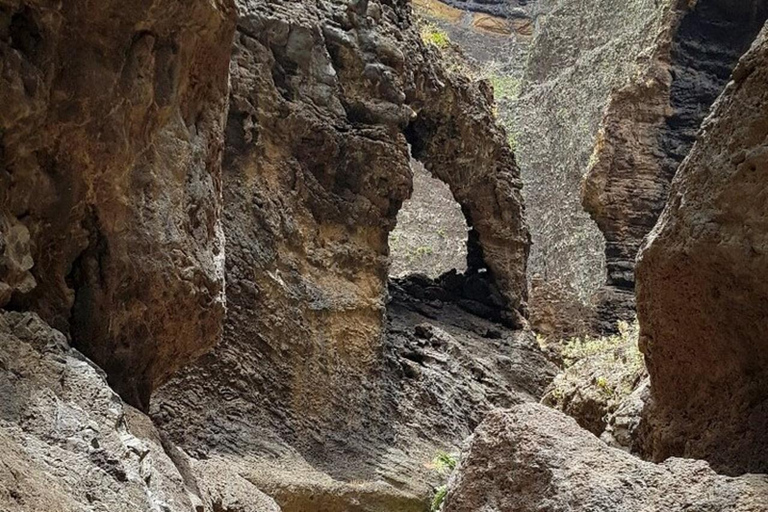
[421,22,451,49]
[431,485,448,512]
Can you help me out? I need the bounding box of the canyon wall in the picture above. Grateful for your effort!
[636,22,768,475]
[583,0,768,327]
[511,0,663,310]
[0,0,236,409]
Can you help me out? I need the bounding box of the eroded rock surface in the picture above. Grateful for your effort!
[0,311,280,512]
[0,0,236,409]
[442,403,768,512]
[154,273,555,512]
[636,23,768,475]
[512,0,664,310]
[583,0,768,328]
[150,0,536,509]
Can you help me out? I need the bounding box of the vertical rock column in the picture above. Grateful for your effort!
[583,0,768,330]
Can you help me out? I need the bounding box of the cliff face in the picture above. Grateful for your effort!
[0,0,545,508]
[511,0,664,310]
[636,23,768,475]
[583,0,768,328]
[0,0,236,409]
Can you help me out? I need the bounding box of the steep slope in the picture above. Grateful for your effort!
[511,0,664,310]
[636,22,768,475]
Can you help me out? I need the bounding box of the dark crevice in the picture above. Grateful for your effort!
[658,0,768,200]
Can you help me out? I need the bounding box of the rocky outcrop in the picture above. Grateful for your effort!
[154,274,555,511]
[542,321,646,437]
[583,0,768,328]
[636,23,768,475]
[0,311,280,512]
[442,403,768,512]
[0,0,236,409]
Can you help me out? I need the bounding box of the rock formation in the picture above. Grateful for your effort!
[0,0,236,409]
[583,0,768,328]
[151,0,542,508]
[442,403,768,512]
[511,0,664,310]
[0,311,280,512]
[636,22,768,475]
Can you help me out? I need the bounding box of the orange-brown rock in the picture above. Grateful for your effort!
[636,23,768,475]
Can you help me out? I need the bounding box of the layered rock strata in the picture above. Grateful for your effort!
[442,403,768,512]
[636,23,768,475]
[0,0,236,409]
[583,0,768,328]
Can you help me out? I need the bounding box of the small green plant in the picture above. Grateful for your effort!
[428,451,458,511]
[420,22,451,49]
[431,485,448,512]
[433,451,458,474]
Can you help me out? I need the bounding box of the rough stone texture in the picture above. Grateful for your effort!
[0,311,280,512]
[0,0,236,409]
[442,403,768,512]
[154,274,555,512]
[583,0,768,329]
[511,0,664,308]
[636,23,768,476]
[150,0,536,509]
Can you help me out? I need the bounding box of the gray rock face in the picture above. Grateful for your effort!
[0,311,280,512]
[0,0,236,409]
[636,23,768,475]
[512,0,664,309]
[442,403,768,512]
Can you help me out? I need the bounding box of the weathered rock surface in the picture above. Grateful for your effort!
[442,403,768,512]
[0,311,280,512]
[0,0,236,409]
[512,0,664,309]
[636,23,768,476]
[149,0,537,509]
[583,0,768,328]
[154,273,555,511]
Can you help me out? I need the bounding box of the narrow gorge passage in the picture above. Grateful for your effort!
[3,0,768,511]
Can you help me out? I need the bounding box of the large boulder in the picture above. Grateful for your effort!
[0,0,236,409]
[636,23,768,475]
[442,403,768,512]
